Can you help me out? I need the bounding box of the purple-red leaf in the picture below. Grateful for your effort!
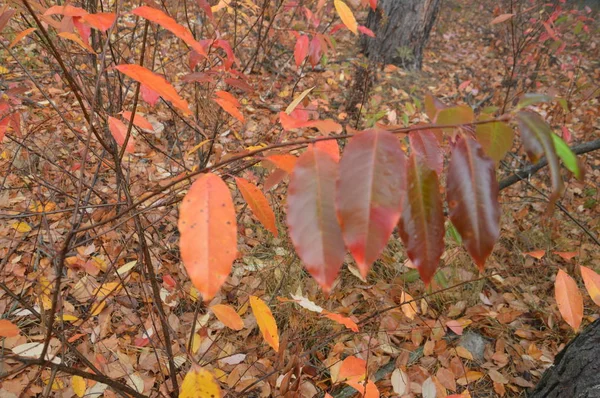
[287,147,345,292]
[337,129,407,278]
[398,154,445,285]
[409,130,443,174]
[447,136,500,269]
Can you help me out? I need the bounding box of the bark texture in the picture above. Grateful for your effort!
[528,318,600,397]
[362,0,441,69]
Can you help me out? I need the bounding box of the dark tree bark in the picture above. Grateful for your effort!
[529,318,600,398]
[362,0,442,70]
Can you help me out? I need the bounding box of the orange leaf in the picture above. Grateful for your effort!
[322,311,359,332]
[554,251,577,261]
[555,269,583,331]
[490,13,514,25]
[215,90,240,107]
[580,266,600,307]
[0,319,20,337]
[334,0,358,35]
[121,111,154,131]
[9,28,36,49]
[58,32,95,53]
[115,65,190,115]
[82,13,116,32]
[523,250,545,259]
[214,98,244,122]
[108,116,135,153]
[44,5,87,17]
[211,304,244,330]
[338,356,366,381]
[264,154,297,174]
[178,173,237,301]
[235,177,278,236]
[345,379,379,398]
[308,138,340,162]
[132,6,207,57]
[249,296,279,352]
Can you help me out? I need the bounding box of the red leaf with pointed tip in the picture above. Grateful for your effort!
[82,13,116,32]
[447,136,500,269]
[357,25,375,37]
[141,84,160,106]
[294,35,309,66]
[115,65,190,114]
[108,116,135,153]
[133,6,207,57]
[398,154,444,285]
[178,173,237,301]
[409,130,443,174]
[308,36,323,66]
[337,129,406,278]
[287,147,345,292]
[235,177,278,237]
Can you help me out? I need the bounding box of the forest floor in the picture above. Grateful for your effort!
[0,0,599,397]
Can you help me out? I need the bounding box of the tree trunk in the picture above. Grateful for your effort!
[362,0,441,70]
[529,318,600,397]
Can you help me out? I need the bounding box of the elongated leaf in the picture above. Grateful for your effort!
[45,5,87,17]
[133,6,207,57]
[108,116,135,153]
[286,87,314,114]
[115,65,191,115]
[447,136,500,269]
[178,173,237,301]
[180,366,222,398]
[580,266,600,307]
[9,28,36,48]
[322,311,359,332]
[214,97,244,122]
[294,35,309,66]
[475,116,514,163]
[398,154,444,285]
[58,32,95,53]
[515,93,553,111]
[211,304,244,330]
[516,111,564,206]
[490,13,514,24]
[424,94,446,124]
[551,132,583,180]
[337,129,406,278]
[82,12,116,32]
[334,0,358,35]
[287,147,345,291]
[555,269,583,331]
[409,130,443,174]
[235,177,278,236]
[249,296,279,352]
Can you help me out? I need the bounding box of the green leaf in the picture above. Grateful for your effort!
[475,116,514,163]
[516,111,564,207]
[514,93,553,111]
[446,221,462,244]
[436,105,474,135]
[337,129,407,278]
[551,133,583,180]
[447,136,500,269]
[398,154,445,285]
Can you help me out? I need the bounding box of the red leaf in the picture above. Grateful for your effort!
[121,111,154,131]
[178,173,238,301]
[308,36,322,67]
[195,0,214,21]
[369,0,377,10]
[141,84,160,106]
[108,116,135,153]
[82,12,116,32]
[132,6,207,57]
[235,177,278,236]
[337,129,406,278]
[0,116,10,142]
[555,269,583,331]
[215,90,240,107]
[398,154,445,285]
[115,65,190,115]
[409,130,443,174]
[287,147,345,292]
[294,35,309,66]
[357,25,375,37]
[447,136,500,269]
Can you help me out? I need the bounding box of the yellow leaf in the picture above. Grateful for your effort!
[116,260,137,276]
[57,314,79,322]
[186,139,212,156]
[456,346,474,360]
[72,375,86,397]
[179,366,222,398]
[94,282,122,298]
[399,291,417,320]
[334,0,358,35]
[90,300,106,316]
[92,256,108,272]
[285,86,314,115]
[249,296,279,352]
[191,333,201,353]
[39,276,53,310]
[457,371,484,386]
[11,221,32,233]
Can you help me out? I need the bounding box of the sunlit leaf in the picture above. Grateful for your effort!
[211,304,244,330]
[424,94,447,123]
[475,117,514,163]
[178,173,237,302]
[409,130,443,174]
[108,116,135,153]
[398,153,444,284]
[115,65,191,115]
[580,266,600,307]
[345,379,379,398]
[551,132,583,180]
[287,147,345,291]
[447,136,500,269]
[133,6,207,57]
[334,0,358,35]
[0,319,20,337]
[249,296,279,352]
[235,177,278,236]
[555,269,583,331]
[391,368,409,395]
[179,365,222,398]
[399,291,417,319]
[337,129,406,278]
